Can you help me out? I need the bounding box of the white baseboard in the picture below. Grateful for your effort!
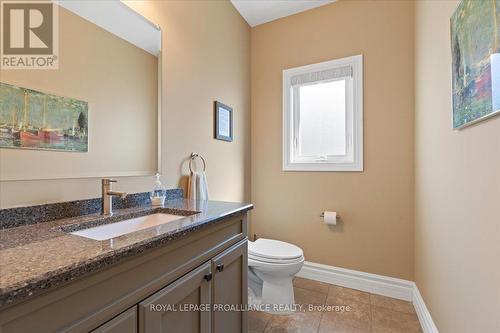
[297,261,414,301]
[297,261,438,333]
[412,285,439,333]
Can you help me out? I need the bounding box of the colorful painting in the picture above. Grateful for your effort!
[451,0,500,129]
[0,82,88,152]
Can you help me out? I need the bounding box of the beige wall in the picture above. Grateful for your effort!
[414,1,500,332]
[0,1,251,207]
[251,1,415,280]
[124,0,251,203]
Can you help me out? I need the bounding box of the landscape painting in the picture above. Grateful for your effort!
[451,0,500,129]
[0,82,88,152]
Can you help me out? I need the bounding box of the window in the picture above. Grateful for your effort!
[282,55,363,171]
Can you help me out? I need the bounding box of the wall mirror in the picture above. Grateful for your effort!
[0,1,162,181]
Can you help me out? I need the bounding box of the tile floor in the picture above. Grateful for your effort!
[249,277,423,333]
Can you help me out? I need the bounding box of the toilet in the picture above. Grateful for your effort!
[247,238,304,313]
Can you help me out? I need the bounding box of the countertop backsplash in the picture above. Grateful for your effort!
[0,189,183,229]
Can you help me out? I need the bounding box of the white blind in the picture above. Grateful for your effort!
[290,65,352,86]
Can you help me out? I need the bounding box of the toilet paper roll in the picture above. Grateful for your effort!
[323,211,337,225]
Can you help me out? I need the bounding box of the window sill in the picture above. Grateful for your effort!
[282,161,363,172]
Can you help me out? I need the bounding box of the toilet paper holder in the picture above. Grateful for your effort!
[320,212,340,219]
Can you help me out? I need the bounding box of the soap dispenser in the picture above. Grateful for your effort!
[150,173,166,206]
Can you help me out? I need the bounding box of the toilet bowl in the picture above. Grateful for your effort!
[247,238,304,313]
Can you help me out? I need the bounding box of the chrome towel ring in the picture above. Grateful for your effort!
[189,153,207,173]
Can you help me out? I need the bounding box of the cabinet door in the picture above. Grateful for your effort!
[138,262,212,333]
[212,240,248,333]
[92,306,137,333]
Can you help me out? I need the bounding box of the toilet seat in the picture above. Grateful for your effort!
[249,253,303,265]
[248,238,303,261]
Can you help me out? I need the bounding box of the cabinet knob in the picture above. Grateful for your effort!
[204,273,212,282]
[216,264,224,272]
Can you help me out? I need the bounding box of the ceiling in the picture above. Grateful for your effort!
[230,0,336,27]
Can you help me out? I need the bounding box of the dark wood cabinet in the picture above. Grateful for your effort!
[212,241,248,333]
[137,239,248,333]
[92,306,137,333]
[139,262,212,333]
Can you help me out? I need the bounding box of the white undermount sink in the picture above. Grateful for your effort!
[70,213,185,241]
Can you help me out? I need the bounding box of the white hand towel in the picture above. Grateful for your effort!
[187,171,209,201]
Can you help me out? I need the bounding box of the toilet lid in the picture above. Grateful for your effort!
[248,238,303,260]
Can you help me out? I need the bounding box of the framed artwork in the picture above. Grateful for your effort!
[451,0,500,129]
[0,82,88,152]
[214,101,233,142]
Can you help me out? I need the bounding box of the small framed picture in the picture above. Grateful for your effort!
[214,101,233,142]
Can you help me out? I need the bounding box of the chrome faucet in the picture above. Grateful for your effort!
[101,178,127,216]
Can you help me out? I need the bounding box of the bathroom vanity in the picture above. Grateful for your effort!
[0,198,252,333]
[0,2,253,332]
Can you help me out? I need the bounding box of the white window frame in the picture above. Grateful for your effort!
[282,54,363,172]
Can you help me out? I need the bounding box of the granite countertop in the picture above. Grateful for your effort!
[0,199,253,309]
